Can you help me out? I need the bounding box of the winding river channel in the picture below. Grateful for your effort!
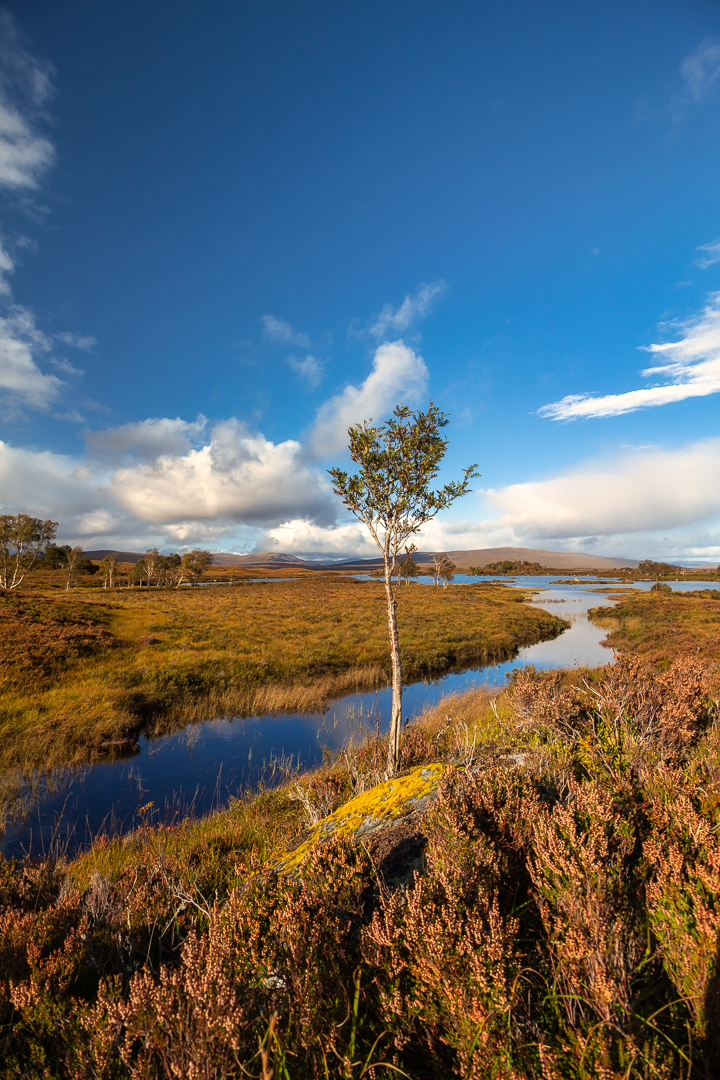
[2,575,714,858]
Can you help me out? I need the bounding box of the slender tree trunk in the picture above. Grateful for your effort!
[384,552,403,777]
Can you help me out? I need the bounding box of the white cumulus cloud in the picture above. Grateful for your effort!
[84,416,208,463]
[539,293,720,420]
[262,519,377,559]
[369,281,446,339]
[310,340,429,457]
[485,439,720,540]
[110,419,336,527]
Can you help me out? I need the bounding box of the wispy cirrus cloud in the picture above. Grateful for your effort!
[680,37,720,102]
[539,293,720,420]
[368,280,446,339]
[287,353,323,388]
[0,10,55,191]
[0,307,62,413]
[0,17,96,419]
[261,314,310,348]
[56,331,97,351]
[695,239,720,269]
[0,238,13,294]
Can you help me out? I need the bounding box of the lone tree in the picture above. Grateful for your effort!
[329,401,478,777]
[0,514,58,590]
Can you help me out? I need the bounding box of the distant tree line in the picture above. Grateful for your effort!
[0,513,215,591]
[469,560,543,575]
[637,559,682,577]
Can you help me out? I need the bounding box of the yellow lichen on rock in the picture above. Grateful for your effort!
[272,762,447,875]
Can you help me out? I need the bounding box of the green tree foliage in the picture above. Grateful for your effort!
[158,552,183,587]
[129,559,147,587]
[0,514,58,590]
[329,401,478,777]
[99,552,119,589]
[44,543,73,569]
[471,560,543,575]
[432,552,456,588]
[398,546,421,586]
[638,559,681,577]
[181,548,214,585]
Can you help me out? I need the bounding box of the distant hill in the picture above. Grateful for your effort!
[83,550,146,564]
[211,552,314,569]
[209,547,641,571]
[83,546,642,571]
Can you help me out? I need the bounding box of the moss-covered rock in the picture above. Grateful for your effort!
[271,762,447,874]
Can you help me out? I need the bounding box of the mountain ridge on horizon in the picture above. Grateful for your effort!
[82,546,651,570]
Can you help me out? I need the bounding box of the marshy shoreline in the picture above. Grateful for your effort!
[0,573,567,771]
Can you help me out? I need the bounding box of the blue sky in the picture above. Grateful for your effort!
[1,0,720,562]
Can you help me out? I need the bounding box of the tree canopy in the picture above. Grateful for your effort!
[0,514,58,590]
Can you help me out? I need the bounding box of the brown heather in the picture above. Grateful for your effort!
[1,629,720,1074]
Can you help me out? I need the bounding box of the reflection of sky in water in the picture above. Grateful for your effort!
[4,575,716,858]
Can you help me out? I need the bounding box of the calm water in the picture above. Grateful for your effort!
[2,575,715,858]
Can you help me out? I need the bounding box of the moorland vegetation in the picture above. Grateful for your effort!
[0,570,565,771]
[1,645,719,1078]
[3,495,720,1074]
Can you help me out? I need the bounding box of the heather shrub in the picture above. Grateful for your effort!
[0,887,91,1077]
[361,768,534,1077]
[2,653,720,1078]
[528,781,643,1027]
[510,654,716,781]
[644,794,720,1055]
[80,837,376,1078]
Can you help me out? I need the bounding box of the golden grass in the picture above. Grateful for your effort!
[0,576,566,770]
[588,588,720,667]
